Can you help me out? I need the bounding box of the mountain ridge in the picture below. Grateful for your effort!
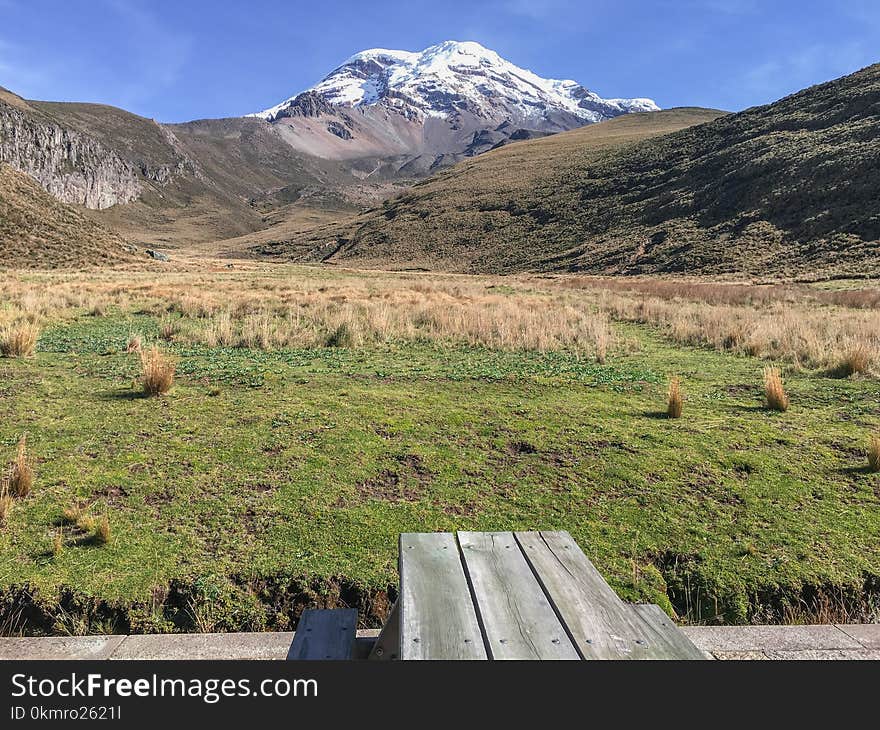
[247,41,658,167]
[254,41,657,126]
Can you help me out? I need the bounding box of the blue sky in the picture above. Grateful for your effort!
[1,0,878,122]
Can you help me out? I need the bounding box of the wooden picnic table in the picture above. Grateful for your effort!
[290,531,706,660]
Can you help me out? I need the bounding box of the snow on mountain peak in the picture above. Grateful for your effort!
[252,41,659,125]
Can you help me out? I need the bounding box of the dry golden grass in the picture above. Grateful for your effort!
[869,434,880,473]
[140,346,175,396]
[93,515,111,546]
[838,344,872,377]
[0,482,12,526]
[61,504,84,524]
[1,267,879,375]
[8,435,33,499]
[560,276,880,309]
[667,377,683,419]
[0,321,39,358]
[763,367,790,412]
[125,333,143,353]
[159,318,178,342]
[593,287,880,373]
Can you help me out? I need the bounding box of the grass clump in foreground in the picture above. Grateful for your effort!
[0,266,879,632]
[869,434,880,473]
[763,367,789,412]
[0,321,39,358]
[140,346,175,396]
[93,515,111,546]
[8,435,34,499]
[0,485,12,526]
[666,377,682,419]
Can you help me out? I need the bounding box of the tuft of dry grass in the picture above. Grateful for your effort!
[0,482,12,526]
[159,318,178,342]
[763,367,790,412]
[62,504,84,525]
[0,321,39,358]
[869,433,880,473]
[838,344,872,377]
[140,346,175,396]
[9,435,33,499]
[93,515,111,545]
[667,377,683,419]
[125,333,143,353]
[325,322,357,348]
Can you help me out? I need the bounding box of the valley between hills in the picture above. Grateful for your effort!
[1,43,879,634]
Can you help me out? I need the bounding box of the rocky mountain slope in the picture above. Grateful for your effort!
[279,63,880,279]
[0,87,142,209]
[0,163,132,268]
[0,86,378,248]
[250,41,658,171]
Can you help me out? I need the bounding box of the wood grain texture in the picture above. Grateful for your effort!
[287,608,357,660]
[515,531,698,659]
[399,532,487,660]
[630,604,708,660]
[459,532,579,660]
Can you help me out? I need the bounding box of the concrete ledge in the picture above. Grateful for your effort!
[110,632,296,661]
[681,625,864,652]
[0,626,877,660]
[836,624,880,649]
[0,635,126,660]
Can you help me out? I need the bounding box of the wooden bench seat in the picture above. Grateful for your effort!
[395,530,706,660]
[287,608,358,660]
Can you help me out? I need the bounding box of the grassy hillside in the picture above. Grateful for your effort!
[287,64,880,278]
[264,107,724,264]
[0,164,132,268]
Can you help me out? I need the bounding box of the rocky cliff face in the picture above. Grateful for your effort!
[0,99,142,209]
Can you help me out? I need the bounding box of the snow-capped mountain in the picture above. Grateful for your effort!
[248,41,658,176]
[255,41,658,125]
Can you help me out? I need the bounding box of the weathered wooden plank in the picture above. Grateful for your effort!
[630,603,708,660]
[367,600,399,660]
[515,531,700,659]
[459,532,580,660]
[287,608,357,660]
[399,532,487,660]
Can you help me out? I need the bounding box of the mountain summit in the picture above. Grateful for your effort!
[255,41,658,126]
[247,42,658,171]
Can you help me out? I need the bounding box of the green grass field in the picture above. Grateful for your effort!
[1,279,879,634]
